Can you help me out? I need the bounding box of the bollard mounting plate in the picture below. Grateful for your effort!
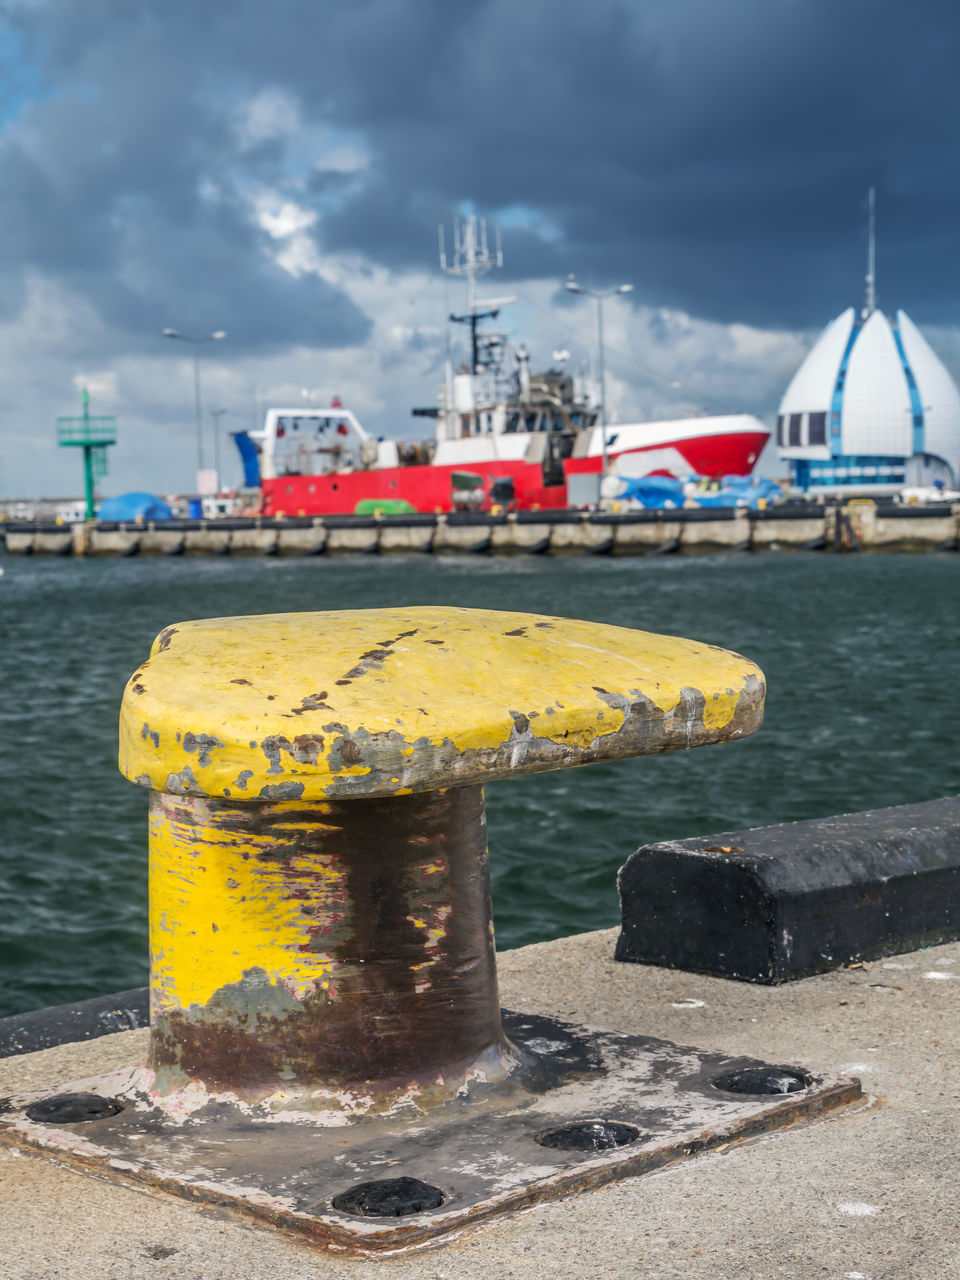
[0,1012,861,1255]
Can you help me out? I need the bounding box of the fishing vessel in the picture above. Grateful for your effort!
[234,217,769,516]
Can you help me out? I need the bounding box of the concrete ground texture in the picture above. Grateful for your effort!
[1,928,957,1280]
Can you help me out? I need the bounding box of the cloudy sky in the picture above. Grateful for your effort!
[1,0,959,497]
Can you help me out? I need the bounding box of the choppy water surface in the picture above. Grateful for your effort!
[1,552,957,1016]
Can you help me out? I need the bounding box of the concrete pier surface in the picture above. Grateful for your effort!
[3,500,960,557]
[1,927,957,1279]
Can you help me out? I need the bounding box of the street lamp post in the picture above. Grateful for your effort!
[209,408,227,492]
[564,276,633,485]
[162,328,227,479]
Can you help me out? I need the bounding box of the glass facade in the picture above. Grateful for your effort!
[791,455,906,490]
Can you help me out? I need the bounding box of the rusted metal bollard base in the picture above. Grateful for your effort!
[0,1012,861,1255]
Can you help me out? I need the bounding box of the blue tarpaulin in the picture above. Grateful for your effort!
[693,475,783,510]
[98,492,173,522]
[615,473,782,510]
[616,476,687,508]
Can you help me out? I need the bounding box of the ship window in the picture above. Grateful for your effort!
[777,414,787,446]
[505,414,520,433]
[808,412,826,445]
[788,414,802,446]
[485,414,493,432]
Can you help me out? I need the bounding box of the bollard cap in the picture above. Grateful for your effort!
[119,607,764,801]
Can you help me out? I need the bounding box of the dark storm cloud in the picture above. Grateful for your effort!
[312,0,960,327]
[0,3,371,352]
[4,0,960,338]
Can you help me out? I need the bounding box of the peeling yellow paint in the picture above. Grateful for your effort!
[149,795,340,1012]
[120,607,764,801]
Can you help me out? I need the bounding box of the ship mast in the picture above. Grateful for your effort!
[439,214,516,435]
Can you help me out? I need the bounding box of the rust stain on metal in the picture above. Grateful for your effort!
[291,692,332,715]
[336,629,421,686]
[147,787,506,1107]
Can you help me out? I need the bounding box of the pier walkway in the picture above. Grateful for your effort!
[2,926,957,1279]
[3,501,960,556]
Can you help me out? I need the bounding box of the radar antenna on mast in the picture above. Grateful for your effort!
[439,215,505,305]
[439,213,516,375]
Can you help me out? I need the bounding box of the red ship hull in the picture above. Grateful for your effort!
[261,428,769,517]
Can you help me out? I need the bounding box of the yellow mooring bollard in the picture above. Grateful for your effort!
[121,608,764,1112]
[0,607,862,1252]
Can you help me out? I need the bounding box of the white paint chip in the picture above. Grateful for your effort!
[524,1038,570,1055]
[845,1271,871,1278]
[838,1202,880,1217]
[670,998,706,1008]
[922,971,955,981]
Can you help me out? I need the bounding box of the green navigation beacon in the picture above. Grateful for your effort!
[56,388,118,520]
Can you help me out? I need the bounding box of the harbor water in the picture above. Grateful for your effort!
[0,551,957,1018]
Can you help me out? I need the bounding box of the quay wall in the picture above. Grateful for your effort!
[3,502,959,557]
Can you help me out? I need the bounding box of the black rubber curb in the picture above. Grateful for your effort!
[0,987,149,1058]
[616,796,960,983]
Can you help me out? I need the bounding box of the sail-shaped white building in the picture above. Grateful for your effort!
[778,193,960,494]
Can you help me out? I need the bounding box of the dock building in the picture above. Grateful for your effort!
[777,192,960,495]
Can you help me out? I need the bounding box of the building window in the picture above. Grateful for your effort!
[788,414,802,446]
[808,412,826,445]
